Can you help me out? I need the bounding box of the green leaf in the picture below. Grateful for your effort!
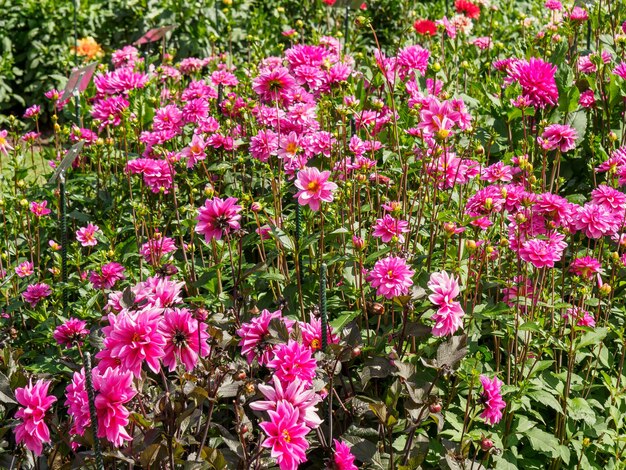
[568,397,596,426]
[577,327,607,349]
[525,427,560,457]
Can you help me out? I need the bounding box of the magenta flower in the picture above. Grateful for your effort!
[299,316,339,352]
[22,283,52,307]
[159,308,210,372]
[479,375,506,426]
[294,167,337,212]
[372,214,410,243]
[195,197,242,242]
[333,439,358,470]
[267,340,317,386]
[237,309,295,365]
[53,318,89,348]
[23,105,41,119]
[253,66,297,102]
[90,262,126,290]
[140,233,177,264]
[574,203,617,239]
[98,308,165,377]
[538,124,578,152]
[428,271,461,307]
[250,375,322,429]
[14,379,57,456]
[182,133,207,168]
[570,256,602,279]
[15,261,34,278]
[259,401,310,470]
[507,58,559,108]
[431,302,465,337]
[428,271,465,336]
[519,233,567,268]
[76,223,101,247]
[93,366,136,447]
[564,307,596,327]
[30,200,51,217]
[65,369,91,438]
[366,256,414,299]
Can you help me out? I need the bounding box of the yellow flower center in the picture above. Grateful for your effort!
[282,430,291,443]
[311,339,321,350]
[286,142,298,154]
[307,181,320,192]
[0,137,5,146]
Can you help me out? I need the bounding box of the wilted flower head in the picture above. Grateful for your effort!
[14,379,57,456]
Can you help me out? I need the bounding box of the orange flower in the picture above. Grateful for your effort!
[73,37,103,60]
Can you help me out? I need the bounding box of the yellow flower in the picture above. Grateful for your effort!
[73,37,104,60]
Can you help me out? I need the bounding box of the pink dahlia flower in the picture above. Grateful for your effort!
[250,375,322,429]
[93,367,136,447]
[519,233,567,268]
[76,223,101,247]
[333,439,358,470]
[22,283,52,307]
[196,196,242,242]
[570,256,602,279]
[294,167,337,212]
[237,309,294,365]
[90,262,126,290]
[53,318,89,348]
[479,375,506,426]
[253,66,297,103]
[372,214,410,244]
[65,369,91,438]
[259,401,310,470]
[367,256,414,299]
[159,308,210,372]
[564,307,596,327]
[15,261,34,278]
[30,200,51,217]
[14,379,57,456]
[299,316,339,352]
[538,124,578,152]
[267,340,317,386]
[507,57,559,108]
[574,203,617,239]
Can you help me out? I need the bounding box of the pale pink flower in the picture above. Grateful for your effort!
[294,167,337,211]
[76,223,100,247]
[0,129,13,155]
[15,261,34,278]
[366,256,414,299]
[182,133,207,168]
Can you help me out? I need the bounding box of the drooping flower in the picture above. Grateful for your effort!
[22,283,52,307]
[431,302,465,337]
[294,167,337,211]
[250,375,322,429]
[428,271,461,307]
[333,439,358,470]
[89,262,126,290]
[267,340,317,386]
[92,367,136,447]
[237,309,294,365]
[65,369,91,438]
[367,256,414,299]
[428,271,465,336]
[479,375,506,426]
[76,223,101,247]
[195,197,242,242]
[14,379,57,456]
[570,256,602,279]
[372,214,410,243]
[159,308,210,372]
[259,401,311,470]
[53,318,89,347]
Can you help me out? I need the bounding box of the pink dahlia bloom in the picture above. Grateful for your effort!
[250,129,279,163]
[372,214,410,243]
[574,203,617,239]
[253,66,297,103]
[93,367,136,447]
[294,167,337,212]
[507,58,559,108]
[367,256,414,299]
[564,307,596,327]
[299,316,339,352]
[579,90,595,108]
[91,96,129,129]
[481,162,514,183]
[427,271,461,307]
[94,67,148,95]
[30,200,51,217]
[259,401,310,470]
[519,233,567,268]
[196,197,242,242]
[132,275,184,308]
[98,308,165,377]
[0,129,14,155]
[15,261,34,278]
[614,63,626,80]
[333,439,358,470]
[479,375,505,425]
[53,318,89,347]
[182,133,207,168]
[140,232,177,264]
[14,379,57,456]
[22,283,52,307]
[159,308,210,372]
[428,271,465,336]
[23,104,41,119]
[538,124,578,152]
[267,340,317,386]
[570,256,602,279]
[237,309,294,365]
[591,185,626,215]
[65,369,91,438]
[90,262,126,290]
[76,223,101,247]
[544,0,562,10]
[111,45,140,68]
[250,375,322,429]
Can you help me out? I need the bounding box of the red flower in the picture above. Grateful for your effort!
[455,0,481,19]
[413,19,437,36]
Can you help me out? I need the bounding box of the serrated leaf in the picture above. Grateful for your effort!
[568,397,596,425]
